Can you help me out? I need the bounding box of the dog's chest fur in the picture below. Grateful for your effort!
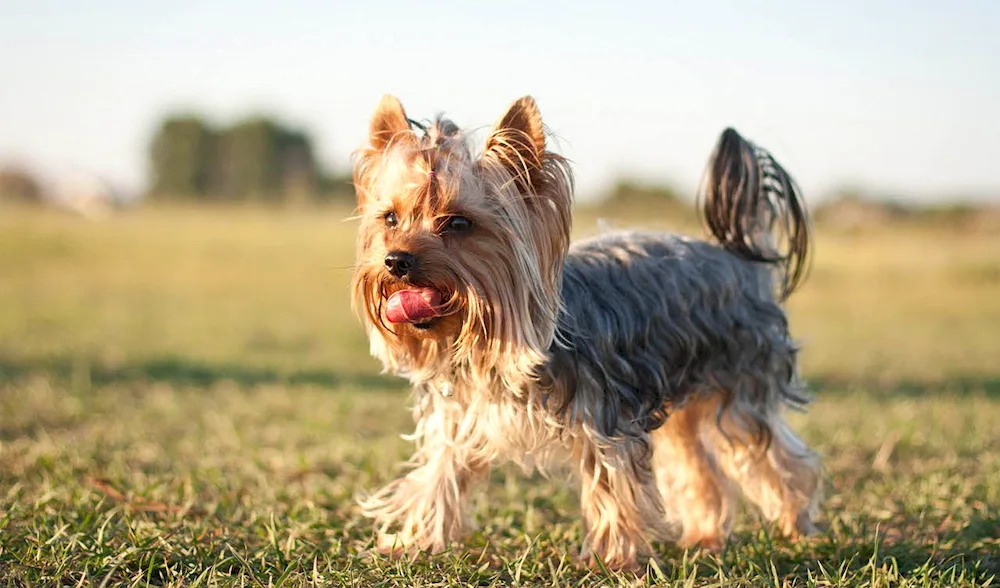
[412,376,574,474]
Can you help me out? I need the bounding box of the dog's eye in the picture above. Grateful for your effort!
[441,216,473,234]
[383,211,398,228]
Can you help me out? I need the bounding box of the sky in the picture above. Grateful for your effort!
[1,0,998,203]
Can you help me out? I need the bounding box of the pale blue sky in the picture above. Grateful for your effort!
[1,0,998,202]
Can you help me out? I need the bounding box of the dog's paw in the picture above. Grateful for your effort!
[576,547,643,574]
[375,532,418,559]
[375,532,447,559]
[676,533,725,553]
[779,511,819,540]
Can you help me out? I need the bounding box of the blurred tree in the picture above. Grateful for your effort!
[317,171,358,203]
[605,178,684,207]
[587,177,695,225]
[274,127,318,203]
[214,118,324,202]
[211,117,280,201]
[148,113,326,203]
[0,165,44,203]
[148,115,216,199]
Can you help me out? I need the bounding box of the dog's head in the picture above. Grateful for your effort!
[351,95,573,383]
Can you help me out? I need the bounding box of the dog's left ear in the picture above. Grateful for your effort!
[484,96,547,190]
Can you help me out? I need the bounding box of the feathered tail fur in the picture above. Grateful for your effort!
[699,128,812,301]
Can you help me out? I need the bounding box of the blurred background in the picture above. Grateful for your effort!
[3,0,999,209]
[1,0,998,383]
[2,2,1000,583]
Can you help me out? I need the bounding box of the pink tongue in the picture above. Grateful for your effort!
[385,288,442,324]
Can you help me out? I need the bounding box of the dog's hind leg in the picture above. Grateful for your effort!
[703,387,823,539]
[651,396,737,551]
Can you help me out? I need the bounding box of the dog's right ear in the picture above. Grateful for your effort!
[368,95,413,151]
[355,95,414,208]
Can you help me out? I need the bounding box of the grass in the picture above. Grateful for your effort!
[1,203,999,586]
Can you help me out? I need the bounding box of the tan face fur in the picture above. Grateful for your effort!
[351,95,573,384]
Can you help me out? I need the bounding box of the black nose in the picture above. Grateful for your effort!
[384,251,417,278]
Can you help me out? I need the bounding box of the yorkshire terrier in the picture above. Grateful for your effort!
[351,95,823,571]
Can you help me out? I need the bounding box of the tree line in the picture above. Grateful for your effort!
[147,114,353,203]
[4,112,997,227]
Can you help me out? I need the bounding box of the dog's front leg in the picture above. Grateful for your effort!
[575,431,666,572]
[360,389,490,557]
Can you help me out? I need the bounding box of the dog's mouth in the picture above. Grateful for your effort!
[384,287,446,325]
[411,318,439,330]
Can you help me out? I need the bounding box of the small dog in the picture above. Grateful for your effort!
[351,95,823,571]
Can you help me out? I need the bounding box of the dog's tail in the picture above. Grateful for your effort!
[698,128,812,301]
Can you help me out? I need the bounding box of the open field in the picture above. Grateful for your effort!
[1,204,999,586]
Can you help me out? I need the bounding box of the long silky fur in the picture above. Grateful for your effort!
[352,111,573,394]
[542,231,808,452]
[352,98,823,571]
[698,128,812,301]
